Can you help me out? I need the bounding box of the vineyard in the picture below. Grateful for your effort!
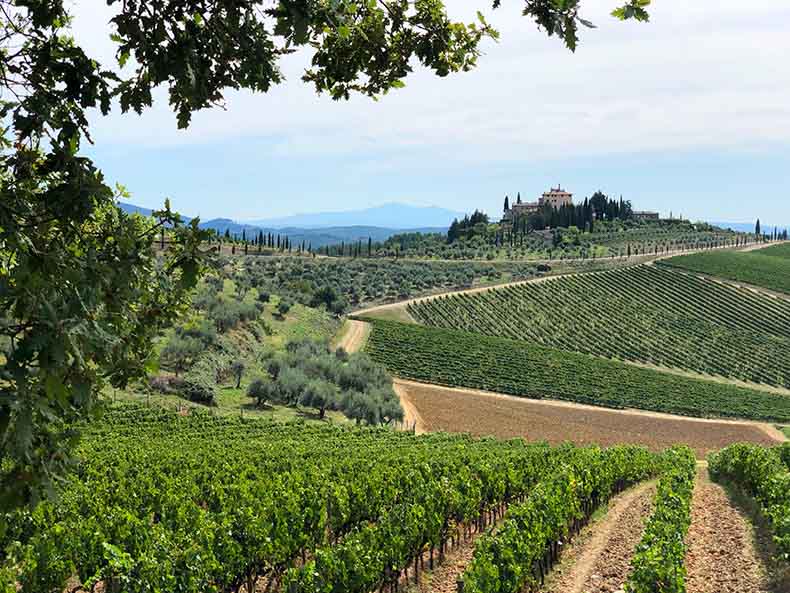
[363,319,790,422]
[661,243,790,295]
[461,446,695,593]
[709,442,790,560]
[1,405,671,593]
[408,264,790,389]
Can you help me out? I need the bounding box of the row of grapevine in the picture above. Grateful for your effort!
[709,443,790,559]
[460,446,658,593]
[625,446,696,593]
[408,264,790,390]
[661,243,790,296]
[1,406,651,593]
[363,319,790,422]
[279,445,603,593]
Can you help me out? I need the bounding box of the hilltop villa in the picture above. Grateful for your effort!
[632,210,660,221]
[501,186,574,224]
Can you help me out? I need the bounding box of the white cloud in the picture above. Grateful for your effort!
[68,1,790,163]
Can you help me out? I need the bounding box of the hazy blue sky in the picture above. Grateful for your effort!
[73,1,790,224]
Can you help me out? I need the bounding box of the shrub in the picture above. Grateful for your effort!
[247,377,275,407]
[160,335,204,376]
[148,374,186,394]
[275,366,309,406]
[181,370,217,405]
[276,298,293,317]
[298,380,338,419]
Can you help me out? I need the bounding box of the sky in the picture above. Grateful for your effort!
[70,1,790,224]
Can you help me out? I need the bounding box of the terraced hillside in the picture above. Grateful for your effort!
[408,264,790,389]
[661,242,790,295]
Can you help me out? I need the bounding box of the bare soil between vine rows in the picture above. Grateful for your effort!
[685,466,789,593]
[541,481,656,593]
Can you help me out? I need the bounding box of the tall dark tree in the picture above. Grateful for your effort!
[504,195,510,212]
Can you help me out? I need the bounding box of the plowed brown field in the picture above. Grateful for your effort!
[395,380,785,459]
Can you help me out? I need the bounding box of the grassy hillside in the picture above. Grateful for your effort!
[660,242,790,294]
[408,265,790,390]
[116,258,401,425]
[364,319,790,422]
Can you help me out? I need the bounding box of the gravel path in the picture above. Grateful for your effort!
[542,482,656,593]
[685,467,776,593]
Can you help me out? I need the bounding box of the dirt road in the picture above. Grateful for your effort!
[333,319,371,352]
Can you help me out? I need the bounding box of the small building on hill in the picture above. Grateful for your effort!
[632,211,660,221]
[540,186,574,209]
[501,186,574,227]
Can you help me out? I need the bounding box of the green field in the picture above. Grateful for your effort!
[660,243,790,294]
[408,264,790,389]
[364,319,790,422]
[3,405,659,593]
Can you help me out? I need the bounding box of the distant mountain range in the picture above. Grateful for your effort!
[709,221,788,234]
[246,202,466,229]
[118,202,449,248]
